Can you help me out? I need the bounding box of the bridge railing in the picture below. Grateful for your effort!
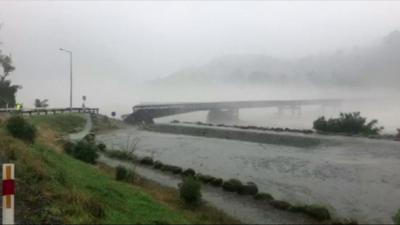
[132,99,343,111]
[0,107,99,116]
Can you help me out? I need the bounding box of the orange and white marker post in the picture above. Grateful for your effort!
[2,164,15,225]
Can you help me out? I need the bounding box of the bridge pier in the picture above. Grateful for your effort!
[207,108,239,124]
[277,105,301,117]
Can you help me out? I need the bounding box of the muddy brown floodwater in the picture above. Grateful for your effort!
[97,125,400,224]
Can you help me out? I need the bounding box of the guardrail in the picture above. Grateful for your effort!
[0,107,99,116]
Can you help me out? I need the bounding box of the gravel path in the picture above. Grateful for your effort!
[68,114,92,141]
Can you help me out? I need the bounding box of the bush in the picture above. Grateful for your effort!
[179,177,201,205]
[115,165,136,183]
[182,168,196,177]
[161,165,182,174]
[153,161,163,169]
[289,204,331,221]
[115,165,128,181]
[210,178,223,187]
[63,141,75,155]
[303,205,330,221]
[67,140,99,164]
[393,209,400,225]
[140,157,154,165]
[97,143,106,152]
[171,166,183,174]
[254,192,274,201]
[161,164,173,172]
[270,200,291,210]
[237,182,258,195]
[196,174,215,183]
[222,179,243,192]
[83,132,96,144]
[105,150,136,161]
[313,112,383,135]
[6,115,37,143]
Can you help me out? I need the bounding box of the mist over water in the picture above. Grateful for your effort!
[1,1,400,133]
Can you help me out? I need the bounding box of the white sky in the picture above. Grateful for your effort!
[0,1,400,112]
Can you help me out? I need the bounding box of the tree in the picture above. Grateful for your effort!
[313,112,383,135]
[34,99,49,108]
[0,54,15,82]
[0,28,20,108]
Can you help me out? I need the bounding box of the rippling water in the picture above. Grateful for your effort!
[98,126,400,223]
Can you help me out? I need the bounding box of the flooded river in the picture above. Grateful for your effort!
[97,125,400,224]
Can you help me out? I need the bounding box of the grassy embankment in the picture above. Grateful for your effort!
[0,114,238,224]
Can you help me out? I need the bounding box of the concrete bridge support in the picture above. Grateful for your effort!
[207,108,239,124]
[277,105,301,117]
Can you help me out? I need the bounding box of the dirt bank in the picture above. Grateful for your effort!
[145,123,326,148]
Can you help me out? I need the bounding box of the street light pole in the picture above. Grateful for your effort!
[59,48,73,110]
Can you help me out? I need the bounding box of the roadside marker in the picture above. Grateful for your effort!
[2,164,15,225]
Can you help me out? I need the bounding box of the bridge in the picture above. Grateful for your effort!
[124,99,342,125]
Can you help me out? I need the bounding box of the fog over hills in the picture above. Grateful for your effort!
[154,31,400,89]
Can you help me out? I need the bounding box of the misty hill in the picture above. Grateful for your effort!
[154,31,400,89]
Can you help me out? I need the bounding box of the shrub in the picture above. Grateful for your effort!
[115,165,128,181]
[171,166,183,174]
[140,157,154,165]
[68,140,99,164]
[179,176,201,205]
[83,132,96,144]
[303,205,331,221]
[210,178,223,187]
[63,141,75,155]
[313,112,383,135]
[182,168,196,177]
[196,174,215,183]
[97,143,106,152]
[270,200,291,210]
[161,164,173,172]
[6,115,37,143]
[115,165,136,183]
[153,161,163,169]
[393,209,400,225]
[237,182,258,195]
[254,192,274,201]
[289,204,330,221]
[161,165,182,174]
[105,150,136,161]
[222,179,243,192]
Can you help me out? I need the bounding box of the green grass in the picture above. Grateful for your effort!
[0,115,187,224]
[0,133,189,224]
[29,114,86,134]
[0,114,239,224]
[32,142,188,224]
[0,114,238,224]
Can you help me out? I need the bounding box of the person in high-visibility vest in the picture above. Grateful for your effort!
[15,103,23,112]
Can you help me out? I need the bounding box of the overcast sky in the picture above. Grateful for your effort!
[1,1,400,112]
